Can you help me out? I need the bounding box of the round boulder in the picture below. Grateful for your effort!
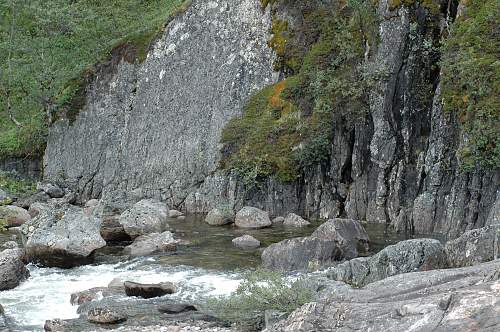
[118,199,169,239]
[124,281,176,299]
[205,206,234,226]
[283,213,310,227]
[232,235,261,249]
[0,248,29,290]
[272,216,285,225]
[123,231,177,257]
[0,205,31,227]
[87,307,127,324]
[235,206,271,229]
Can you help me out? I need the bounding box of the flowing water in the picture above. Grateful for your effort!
[0,216,408,331]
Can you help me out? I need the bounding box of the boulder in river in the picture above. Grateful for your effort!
[328,238,448,287]
[123,231,177,257]
[283,213,310,227]
[205,206,234,226]
[0,205,31,227]
[0,248,29,290]
[232,235,260,249]
[124,281,177,299]
[235,206,271,229]
[262,237,341,271]
[168,209,184,218]
[118,199,169,239]
[445,224,500,268]
[272,216,285,225]
[21,204,106,268]
[312,218,370,259]
[87,307,127,324]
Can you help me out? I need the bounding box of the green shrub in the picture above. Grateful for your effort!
[0,172,36,197]
[205,269,316,331]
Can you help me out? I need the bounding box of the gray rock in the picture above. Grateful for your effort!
[124,281,176,299]
[0,248,29,290]
[2,241,18,249]
[84,199,100,215]
[21,204,106,268]
[100,215,130,243]
[205,207,234,226]
[232,235,260,249]
[445,224,500,268]
[14,191,50,210]
[157,303,197,314]
[123,231,177,257]
[283,213,310,227]
[44,318,67,331]
[71,287,123,305]
[28,202,51,218]
[108,278,124,288]
[118,199,169,239]
[267,260,500,332]
[168,209,184,218]
[37,183,64,198]
[235,206,271,229]
[262,237,341,272]
[0,205,31,227]
[312,218,370,259]
[328,238,448,287]
[87,307,127,324]
[265,310,287,330]
[272,216,285,225]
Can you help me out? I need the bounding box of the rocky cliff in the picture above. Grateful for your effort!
[43,0,499,239]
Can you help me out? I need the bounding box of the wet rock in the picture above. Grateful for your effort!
[312,218,370,259]
[28,202,51,218]
[232,235,260,249]
[123,231,177,257]
[37,183,64,199]
[0,248,29,290]
[328,238,448,287]
[262,237,341,272]
[1,241,18,249]
[13,191,50,210]
[272,216,285,225]
[70,286,123,305]
[169,209,184,218]
[158,303,197,314]
[445,224,500,267]
[87,307,127,324]
[124,281,177,299]
[44,318,68,331]
[100,215,130,243]
[205,206,234,226]
[235,206,271,229]
[283,213,310,227]
[119,199,169,239]
[21,204,106,268]
[267,260,500,332]
[108,278,124,288]
[84,199,100,215]
[0,205,31,227]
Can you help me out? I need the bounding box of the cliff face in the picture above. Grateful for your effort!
[43,0,499,239]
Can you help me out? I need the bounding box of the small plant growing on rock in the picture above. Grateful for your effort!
[205,269,315,331]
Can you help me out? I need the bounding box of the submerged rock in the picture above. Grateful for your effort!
[232,235,260,249]
[262,237,341,272]
[0,248,29,290]
[124,281,176,299]
[87,307,127,324]
[21,204,106,268]
[283,213,310,227]
[0,205,31,227]
[205,206,234,226]
[445,224,500,268]
[312,218,370,259]
[123,231,177,257]
[118,199,169,239]
[235,206,271,229]
[328,238,448,287]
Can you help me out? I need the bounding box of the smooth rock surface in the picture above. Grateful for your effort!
[235,206,271,229]
[205,207,234,226]
[123,231,177,257]
[0,248,29,290]
[232,235,260,249]
[272,216,285,225]
[283,213,310,227]
[118,199,169,239]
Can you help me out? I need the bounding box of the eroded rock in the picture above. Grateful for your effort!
[235,206,271,229]
[205,206,234,226]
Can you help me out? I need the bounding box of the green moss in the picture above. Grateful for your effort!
[441,0,500,170]
[388,0,441,15]
[0,172,36,197]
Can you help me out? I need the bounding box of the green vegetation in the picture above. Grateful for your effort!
[441,0,500,170]
[220,0,379,183]
[206,269,315,331]
[0,0,186,159]
[0,171,36,197]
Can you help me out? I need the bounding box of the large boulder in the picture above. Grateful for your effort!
[37,183,65,198]
[123,231,177,257]
[445,224,500,267]
[124,281,176,299]
[21,204,106,268]
[262,237,341,272]
[205,206,234,226]
[0,205,31,227]
[232,235,260,249]
[235,206,271,229]
[118,199,169,239]
[14,191,50,209]
[0,248,29,290]
[283,213,310,227]
[87,307,127,324]
[328,238,448,287]
[312,218,370,259]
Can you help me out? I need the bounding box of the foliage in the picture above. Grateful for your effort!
[205,269,316,331]
[0,0,186,159]
[441,0,500,170]
[220,0,379,183]
[0,171,36,197]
